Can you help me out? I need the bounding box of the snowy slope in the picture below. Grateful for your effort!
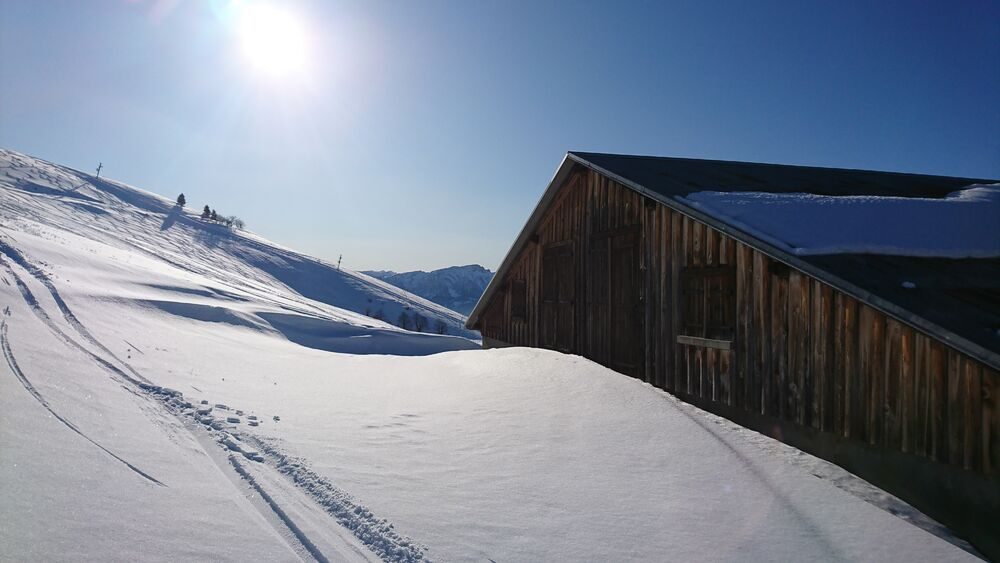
[363,265,493,316]
[0,148,480,345]
[0,148,980,561]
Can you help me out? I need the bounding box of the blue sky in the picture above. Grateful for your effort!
[1,0,997,271]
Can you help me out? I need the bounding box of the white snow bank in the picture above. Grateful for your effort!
[680,184,1000,257]
[0,147,980,561]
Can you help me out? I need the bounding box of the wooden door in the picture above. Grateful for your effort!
[609,229,642,377]
[541,242,575,353]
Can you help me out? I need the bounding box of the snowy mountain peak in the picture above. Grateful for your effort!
[363,264,494,316]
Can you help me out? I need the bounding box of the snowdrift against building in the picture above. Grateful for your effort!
[0,147,980,561]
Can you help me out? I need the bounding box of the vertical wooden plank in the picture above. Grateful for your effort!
[857,305,874,443]
[695,346,705,398]
[707,347,718,402]
[964,359,982,471]
[869,310,885,447]
[786,271,799,423]
[720,350,732,406]
[808,281,829,431]
[691,220,702,267]
[832,293,845,436]
[652,208,661,387]
[684,344,693,395]
[947,350,963,466]
[884,319,903,452]
[984,367,998,475]
[671,214,684,392]
[705,227,715,267]
[900,327,914,453]
[787,272,809,426]
[844,298,861,440]
[913,333,928,457]
[808,281,820,429]
[657,209,675,391]
[820,284,835,431]
[643,203,654,384]
[770,268,788,420]
[753,252,770,416]
[929,341,948,462]
[735,243,751,412]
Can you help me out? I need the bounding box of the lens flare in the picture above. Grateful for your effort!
[233,2,312,79]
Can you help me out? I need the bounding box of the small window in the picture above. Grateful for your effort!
[511,279,527,320]
[681,266,735,341]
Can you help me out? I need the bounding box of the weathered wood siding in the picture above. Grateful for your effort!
[480,166,1000,480]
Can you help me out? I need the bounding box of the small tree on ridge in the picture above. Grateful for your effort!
[413,313,427,332]
[397,311,412,330]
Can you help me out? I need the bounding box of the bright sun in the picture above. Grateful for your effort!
[233,2,312,79]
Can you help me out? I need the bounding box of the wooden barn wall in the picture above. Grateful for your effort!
[479,168,1000,481]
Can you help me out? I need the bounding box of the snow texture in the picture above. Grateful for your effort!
[680,184,1000,257]
[0,147,981,562]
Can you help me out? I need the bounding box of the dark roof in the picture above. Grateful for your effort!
[469,152,1000,369]
[569,151,992,199]
[803,255,1000,359]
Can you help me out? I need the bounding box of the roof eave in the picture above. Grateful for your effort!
[571,155,1000,371]
[466,153,580,329]
[468,152,1000,371]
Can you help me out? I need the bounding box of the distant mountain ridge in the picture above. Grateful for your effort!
[364,265,494,316]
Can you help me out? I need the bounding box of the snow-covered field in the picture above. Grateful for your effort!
[0,149,980,561]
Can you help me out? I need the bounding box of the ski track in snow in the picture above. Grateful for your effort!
[226,454,332,563]
[244,434,430,562]
[157,386,431,562]
[0,151,446,562]
[0,258,148,389]
[0,320,166,487]
[1,257,422,561]
[0,237,150,385]
[2,267,420,562]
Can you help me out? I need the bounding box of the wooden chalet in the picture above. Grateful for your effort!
[466,152,1000,558]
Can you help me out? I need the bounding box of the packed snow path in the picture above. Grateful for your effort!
[0,148,980,561]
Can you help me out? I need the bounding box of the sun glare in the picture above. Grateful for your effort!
[233,2,313,79]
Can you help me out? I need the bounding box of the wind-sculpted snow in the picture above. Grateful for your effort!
[0,147,471,560]
[0,147,979,562]
[0,148,478,346]
[257,312,477,355]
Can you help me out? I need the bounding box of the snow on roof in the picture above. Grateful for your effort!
[679,184,1000,258]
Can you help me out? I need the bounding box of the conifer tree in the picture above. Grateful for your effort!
[397,311,412,330]
[202,205,211,219]
[176,193,186,206]
[413,313,428,332]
